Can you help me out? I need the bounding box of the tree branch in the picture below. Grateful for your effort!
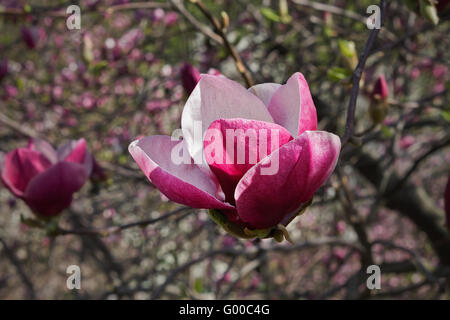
[341,0,386,145]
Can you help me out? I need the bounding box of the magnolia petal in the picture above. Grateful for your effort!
[248,83,281,106]
[267,72,317,136]
[57,139,93,176]
[28,138,58,163]
[129,135,234,210]
[24,162,88,216]
[203,118,293,204]
[181,75,274,165]
[0,148,51,197]
[235,131,340,229]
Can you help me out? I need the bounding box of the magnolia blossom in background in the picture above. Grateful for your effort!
[21,27,45,50]
[0,59,8,82]
[0,139,93,217]
[129,72,340,239]
[180,63,222,96]
[399,135,415,150]
[180,63,201,95]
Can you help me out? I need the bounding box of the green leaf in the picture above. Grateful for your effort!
[420,1,439,25]
[260,7,281,22]
[338,39,357,58]
[381,125,394,138]
[441,110,450,122]
[327,67,351,82]
[194,278,203,293]
[89,61,108,76]
[324,26,335,38]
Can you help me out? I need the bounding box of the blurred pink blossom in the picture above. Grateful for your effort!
[0,139,94,217]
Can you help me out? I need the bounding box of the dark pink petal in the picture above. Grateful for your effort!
[371,75,389,100]
[203,118,293,204]
[90,158,107,182]
[180,63,201,95]
[0,148,51,197]
[267,72,317,136]
[235,131,340,229]
[57,139,93,176]
[24,162,88,216]
[28,138,57,163]
[129,135,234,210]
[0,59,8,81]
[21,27,37,49]
[181,75,274,165]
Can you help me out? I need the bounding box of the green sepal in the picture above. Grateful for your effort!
[209,198,313,242]
[209,210,272,240]
[209,209,254,239]
[243,227,272,239]
[20,214,45,229]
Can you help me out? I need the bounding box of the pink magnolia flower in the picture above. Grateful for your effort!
[0,139,93,217]
[0,59,8,82]
[21,27,45,50]
[399,135,415,149]
[21,27,37,49]
[129,73,340,233]
[117,28,143,54]
[164,12,179,26]
[180,63,201,95]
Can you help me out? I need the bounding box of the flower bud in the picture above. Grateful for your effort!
[371,75,389,101]
[180,63,201,95]
[420,1,439,25]
[369,75,389,124]
[0,59,7,81]
[338,39,358,71]
[82,33,95,63]
[21,27,37,49]
[90,158,107,183]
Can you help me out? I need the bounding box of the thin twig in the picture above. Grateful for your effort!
[0,237,36,299]
[151,237,361,299]
[372,240,439,284]
[169,0,224,44]
[0,2,170,16]
[341,0,386,145]
[388,136,450,194]
[187,0,254,87]
[0,111,41,139]
[55,207,192,237]
[291,0,364,22]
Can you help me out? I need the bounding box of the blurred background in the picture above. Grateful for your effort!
[0,0,449,299]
